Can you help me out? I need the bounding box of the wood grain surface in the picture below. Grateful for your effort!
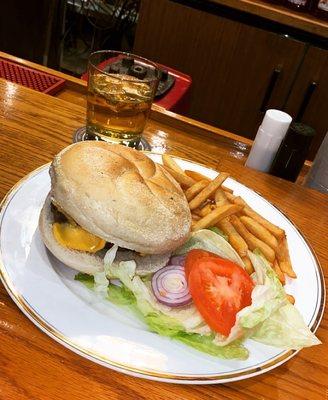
[0,51,313,180]
[0,51,253,146]
[0,78,327,400]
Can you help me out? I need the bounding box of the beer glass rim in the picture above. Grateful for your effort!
[88,50,160,83]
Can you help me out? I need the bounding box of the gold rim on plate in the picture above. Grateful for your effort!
[0,159,325,383]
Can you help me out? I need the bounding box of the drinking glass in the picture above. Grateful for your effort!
[86,50,160,147]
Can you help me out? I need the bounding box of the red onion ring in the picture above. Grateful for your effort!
[151,264,192,307]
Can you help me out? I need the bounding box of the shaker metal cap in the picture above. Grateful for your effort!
[261,109,293,139]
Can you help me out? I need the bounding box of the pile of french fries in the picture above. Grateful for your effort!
[162,154,296,304]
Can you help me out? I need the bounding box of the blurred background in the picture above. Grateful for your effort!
[0,0,139,74]
[0,0,327,159]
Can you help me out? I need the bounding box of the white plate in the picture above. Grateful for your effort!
[0,155,325,384]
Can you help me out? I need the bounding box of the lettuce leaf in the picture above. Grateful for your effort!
[75,266,247,359]
[144,313,184,337]
[206,226,228,241]
[213,250,320,350]
[176,332,248,360]
[93,245,118,295]
[74,272,94,289]
[144,312,248,359]
[251,302,321,349]
[108,260,207,332]
[107,259,247,359]
[75,244,320,358]
[107,284,136,306]
[247,251,321,349]
[175,229,244,268]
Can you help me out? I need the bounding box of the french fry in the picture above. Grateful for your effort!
[279,261,296,279]
[240,216,279,250]
[225,192,237,203]
[230,195,285,240]
[231,195,246,206]
[273,259,286,285]
[184,170,210,182]
[191,213,201,221]
[286,294,295,305]
[222,186,233,194]
[192,204,242,231]
[191,220,198,230]
[184,167,295,283]
[218,218,248,258]
[162,154,185,175]
[199,203,216,217]
[242,256,254,275]
[192,208,202,217]
[163,166,196,187]
[276,237,296,278]
[184,180,209,201]
[230,216,276,263]
[189,172,230,210]
[242,207,285,240]
[214,188,229,206]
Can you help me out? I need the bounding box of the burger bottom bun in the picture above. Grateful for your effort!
[39,193,105,275]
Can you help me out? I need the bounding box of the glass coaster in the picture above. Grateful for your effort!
[72,126,151,151]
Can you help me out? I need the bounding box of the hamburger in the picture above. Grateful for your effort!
[39,141,192,276]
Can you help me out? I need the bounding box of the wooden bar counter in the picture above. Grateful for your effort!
[0,55,327,400]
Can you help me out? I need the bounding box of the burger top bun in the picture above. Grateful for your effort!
[50,142,191,254]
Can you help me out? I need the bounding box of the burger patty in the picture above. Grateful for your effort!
[115,249,171,276]
[51,202,68,224]
[51,202,171,276]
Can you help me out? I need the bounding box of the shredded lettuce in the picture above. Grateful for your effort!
[213,251,320,350]
[74,272,94,289]
[75,266,246,359]
[107,284,136,306]
[251,302,321,349]
[210,250,320,350]
[93,245,118,295]
[175,229,244,268]
[247,251,321,349]
[144,314,248,359]
[144,313,184,337]
[108,260,207,332]
[104,245,119,273]
[206,226,228,241]
[175,333,248,360]
[75,258,246,359]
[74,241,320,359]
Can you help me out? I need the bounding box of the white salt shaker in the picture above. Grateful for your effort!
[246,110,292,172]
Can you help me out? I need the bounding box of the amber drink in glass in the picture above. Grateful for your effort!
[87,50,159,147]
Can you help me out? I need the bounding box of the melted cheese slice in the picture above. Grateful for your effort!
[53,222,106,253]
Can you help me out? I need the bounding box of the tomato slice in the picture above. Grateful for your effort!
[185,249,254,336]
[184,249,209,279]
[185,249,231,278]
